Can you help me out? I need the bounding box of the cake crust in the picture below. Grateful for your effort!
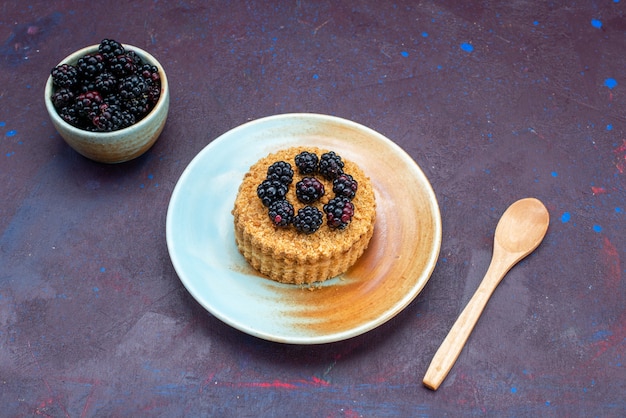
[232,146,376,284]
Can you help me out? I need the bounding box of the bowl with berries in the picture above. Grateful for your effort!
[44,39,169,163]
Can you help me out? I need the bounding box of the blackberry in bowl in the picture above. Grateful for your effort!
[44,39,169,163]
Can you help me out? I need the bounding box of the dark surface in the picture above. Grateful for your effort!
[1,1,625,416]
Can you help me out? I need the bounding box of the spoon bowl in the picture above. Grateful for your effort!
[423,198,549,390]
[495,198,550,257]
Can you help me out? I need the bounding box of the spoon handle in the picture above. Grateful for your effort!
[422,256,510,391]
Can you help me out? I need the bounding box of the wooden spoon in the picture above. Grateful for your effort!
[423,198,549,391]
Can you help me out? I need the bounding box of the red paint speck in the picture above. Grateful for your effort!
[615,140,626,154]
[614,140,626,174]
[249,380,299,389]
[341,409,361,418]
[221,376,330,390]
[591,186,606,195]
[601,237,621,292]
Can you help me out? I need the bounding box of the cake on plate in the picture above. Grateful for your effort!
[232,146,376,284]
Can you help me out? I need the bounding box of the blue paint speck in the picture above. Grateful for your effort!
[591,19,603,29]
[148,174,154,179]
[607,124,613,131]
[533,21,539,26]
[0,121,5,127]
[546,401,551,406]
[616,207,623,214]
[604,78,617,89]
[460,42,474,52]
[511,387,518,394]
[561,212,571,223]
[401,51,409,57]
[312,73,319,80]
[6,130,17,137]
[421,32,429,38]
[593,224,602,232]
[100,267,106,272]
[551,171,558,177]
[591,329,612,341]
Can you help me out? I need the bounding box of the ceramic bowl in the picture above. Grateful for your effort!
[44,44,169,164]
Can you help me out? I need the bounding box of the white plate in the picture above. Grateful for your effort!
[166,113,441,344]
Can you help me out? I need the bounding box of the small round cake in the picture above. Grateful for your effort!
[232,146,376,285]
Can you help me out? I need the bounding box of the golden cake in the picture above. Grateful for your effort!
[232,146,376,284]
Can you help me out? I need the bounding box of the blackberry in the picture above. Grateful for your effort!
[98,39,125,63]
[102,93,145,123]
[140,64,160,84]
[266,161,294,185]
[118,74,147,101]
[109,53,137,77]
[293,206,323,234]
[51,64,79,90]
[268,200,294,227]
[125,97,151,120]
[332,173,358,200]
[91,106,115,131]
[295,177,325,204]
[94,72,118,95]
[51,88,75,109]
[58,105,81,127]
[319,151,344,180]
[323,197,355,229]
[77,80,97,94]
[75,91,103,120]
[294,151,319,174]
[118,74,151,119]
[103,93,122,107]
[147,83,161,107]
[76,53,105,80]
[126,50,143,66]
[141,64,162,107]
[117,109,136,128]
[257,180,288,207]
[92,104,135,132]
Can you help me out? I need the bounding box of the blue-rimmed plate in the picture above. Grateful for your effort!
[166,113,441,344]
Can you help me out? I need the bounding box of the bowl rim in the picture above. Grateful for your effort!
[44,43,169,138]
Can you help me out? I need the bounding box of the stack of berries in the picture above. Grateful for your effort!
[256,150,359,233]
[49,39,161,132]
